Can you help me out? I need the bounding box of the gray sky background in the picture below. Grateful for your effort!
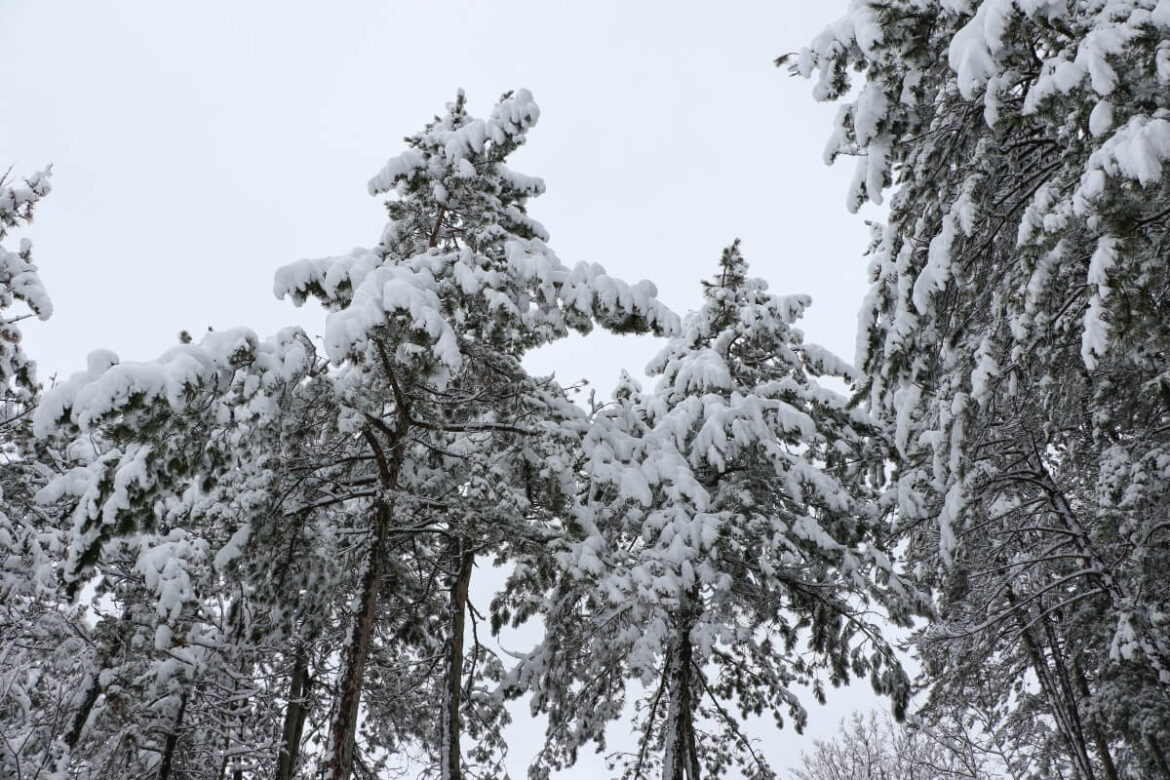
[2,1,894,776]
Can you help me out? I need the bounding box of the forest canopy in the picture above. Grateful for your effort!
[4,2,1170,779]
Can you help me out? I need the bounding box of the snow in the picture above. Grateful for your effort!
[323,263,463,374]
[1110,612,1137,661]
[34,329,261,437]
[970,337,998,405]
[1090,100,1115,138]
[1155,0,1170,27]
[1082,235,1118,370]
[853,83,889,146]
[912,209,956,313]
[801,2,883,95]
[1158,44,1170,84]
[213,523,251,571]
[0,166,52,226]
[936,482,964,566]
[367,148,426,196]
[947,0,1014,100]
[1076,24,1131,96]
[490,88,541,138]
[0,240,53,320]
[892,384,921,458]
[135,529,208,623]
[664,348,732,394]
[1016,183,1056,246]
[273,248,381,307]
[1082,115,1170,189]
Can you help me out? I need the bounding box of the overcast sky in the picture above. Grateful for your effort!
[3,1,891,775]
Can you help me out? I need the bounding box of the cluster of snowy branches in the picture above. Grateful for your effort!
[789,0,1170,777]
[8,1,1170,778]
[793,711,988,780]
[1,92,917,780]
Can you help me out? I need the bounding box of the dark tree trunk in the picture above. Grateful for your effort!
[663,588,700,780]
[1042,616,1098,779]
[50,662,105,777]
[64,668,103,750]
[64,611,132,752]
[1145,733,1170,780]
[440,544,475,780]
[1007,589,1096,780]
[1071,660,1119,780]
[326,350,410,780]
[327,501,392,780]
[157,688,189,780]
[275,646,312,780]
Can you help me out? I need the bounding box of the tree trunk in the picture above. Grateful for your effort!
[275,646,312,780]
[50,660,105,776]
[217,677,238,780]
[64,667,103,750]
[157,688,189,780]
[1027,450,1170,696]
[64,610,133,752]
[440,544,475,780]
[1145,733,1170,780]
[1007,589,1096,780]
[326,353,410,780]
[1042,616,1098,779]
[662,589,700,780]
[1071,660,1119,780]
[326,501,392,780]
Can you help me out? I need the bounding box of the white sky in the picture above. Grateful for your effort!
[2,1,895,776]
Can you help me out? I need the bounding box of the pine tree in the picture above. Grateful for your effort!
[793,2,1170,776]
[32,326,324,779]
[33,90,677,780]
[508,243,918,780]
[273,87,676,780]
[0,165,52,403]
[0,165,87,780]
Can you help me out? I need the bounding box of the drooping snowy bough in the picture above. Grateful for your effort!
[794,3,1170,777]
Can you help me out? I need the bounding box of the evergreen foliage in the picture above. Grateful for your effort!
[507,243,919,780]
[794,2,1170,776]
[0,166,87,780]
[26,8,1168,770]
[21,92,721,780]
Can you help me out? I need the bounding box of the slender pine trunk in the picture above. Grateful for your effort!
[64,667,102,752]
[1026,445,1170,698]
[440,544,475,780]
[63,610,132,754]
[1042,616,1097,778]
[662,589,700,780]
[327,501,392,780]
[1007,589,1096,780]
[157,688,189,780]
[326,346,410,780]
[1145,733,1170,780]
[276,646,312,780]
[1071,660,1119,780]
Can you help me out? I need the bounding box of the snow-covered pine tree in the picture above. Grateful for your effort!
[507,243,918,780]
[33,326,323,779]
[0,165,52,403]
[0,166,90,780]
[794,2,1170,776]
[34,89,678,780]
[272,88,676,780]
